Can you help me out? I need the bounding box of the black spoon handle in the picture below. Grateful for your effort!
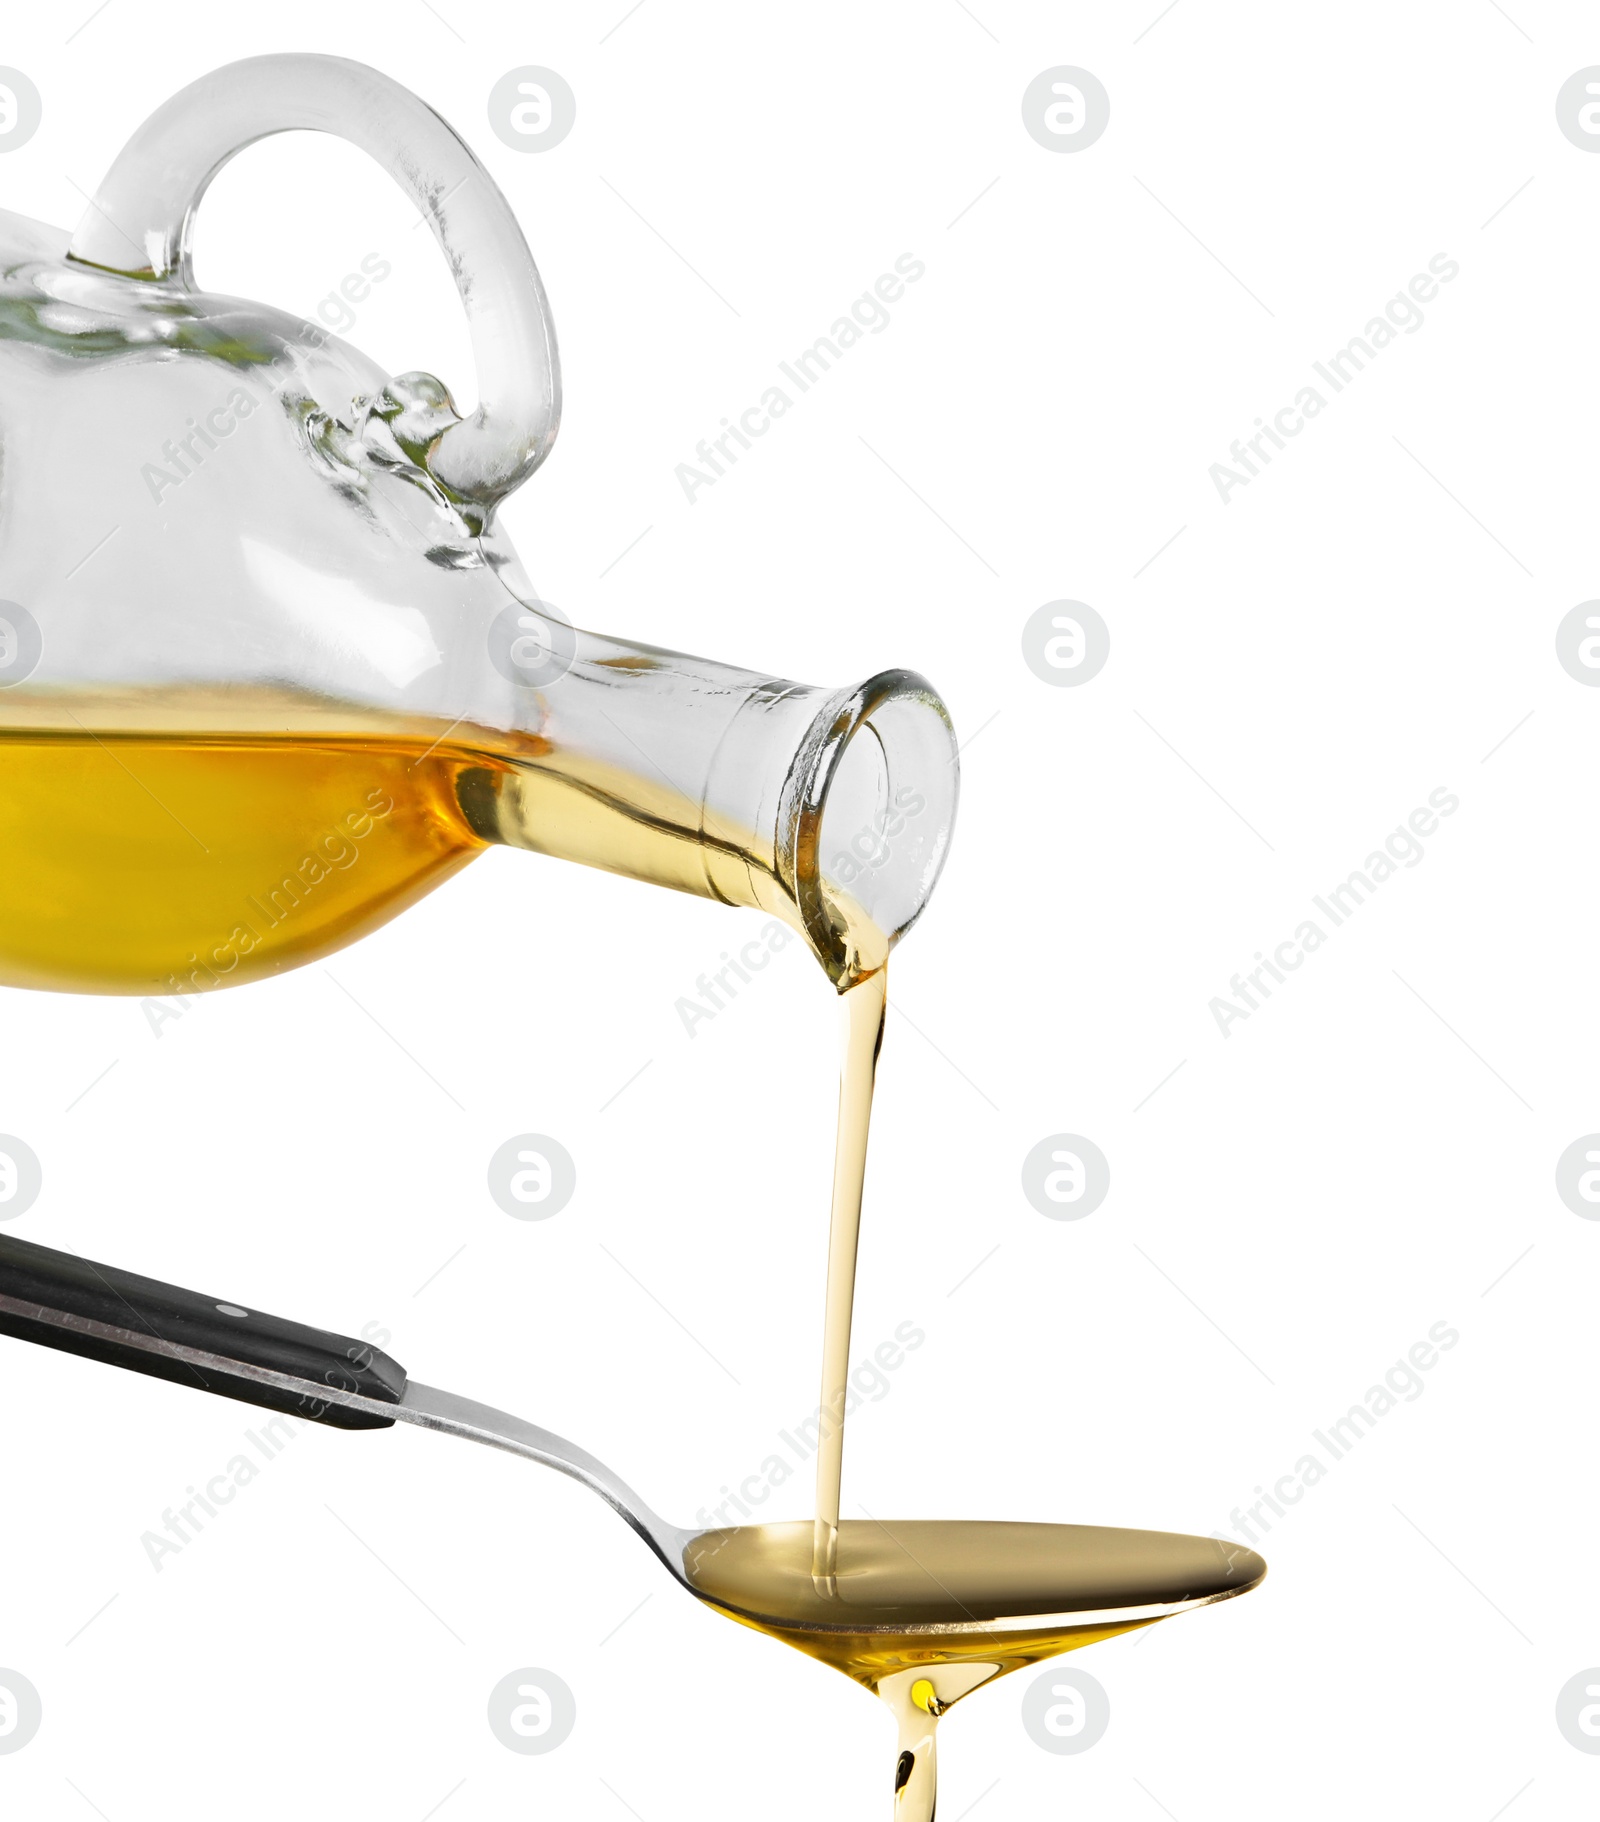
[0,1233,407,1431]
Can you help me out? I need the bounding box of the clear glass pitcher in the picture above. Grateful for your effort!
[0,55,958,998]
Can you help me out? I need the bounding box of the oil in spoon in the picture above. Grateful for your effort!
[685,1517,1266,1821]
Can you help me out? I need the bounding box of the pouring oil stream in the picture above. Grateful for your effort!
[811,961,888,1587]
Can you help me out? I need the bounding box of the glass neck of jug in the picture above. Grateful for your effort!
[461,618,959,988]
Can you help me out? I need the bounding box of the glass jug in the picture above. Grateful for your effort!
[0,54,958,998]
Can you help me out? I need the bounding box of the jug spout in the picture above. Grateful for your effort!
[462,611,959,987]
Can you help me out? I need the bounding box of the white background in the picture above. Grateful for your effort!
[1,3,1595,1817]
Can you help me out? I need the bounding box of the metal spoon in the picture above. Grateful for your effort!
[0,1232,1265,1663]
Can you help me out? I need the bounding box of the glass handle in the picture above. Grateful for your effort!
[65,52,560,515]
